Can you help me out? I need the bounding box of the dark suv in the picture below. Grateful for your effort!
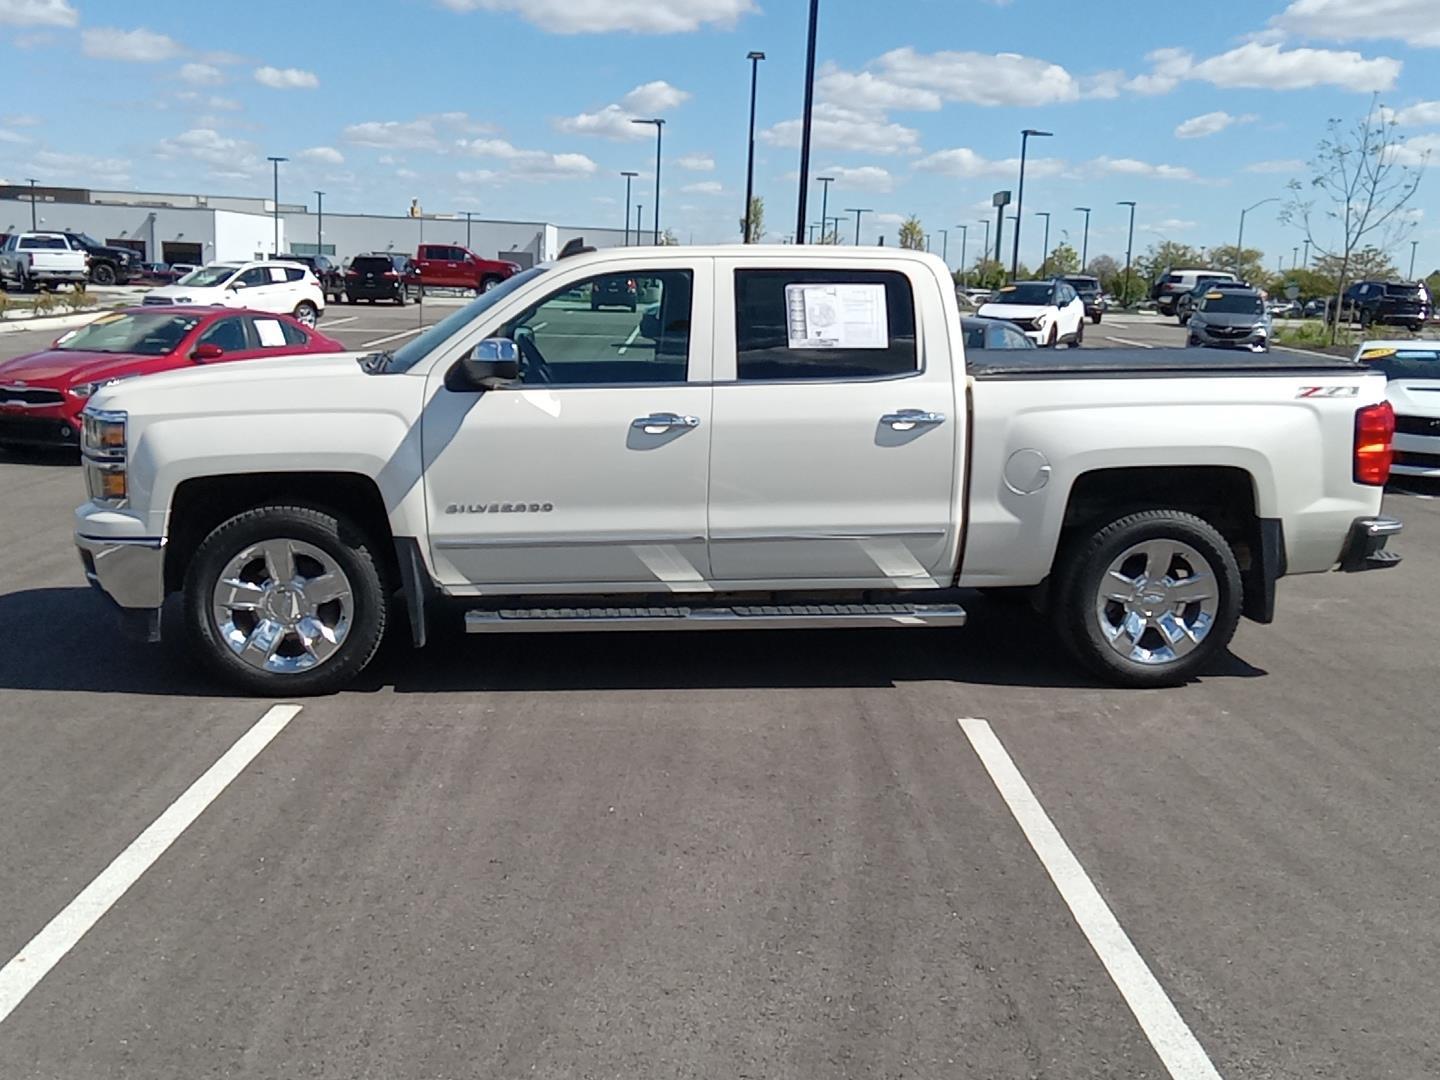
[1061,275,1105,324]
[60,231,139,286]
[344,252,420,305]
[284,254,345,304]
[591,274,639,311]
[1341,280,1429,332]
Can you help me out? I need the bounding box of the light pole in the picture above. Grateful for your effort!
[1074,206,1091,270]
[314,190,324,255]
[636,203,644,243]
[1011,128,1052,281]
[845,207,871,245]
[26,177,37,230]
[1409,239,1419,280]
[631,119,664,244]
[1236,197,1279,278]
[743,51,765,243]
[267,156,287,255]
[1303,238,1311,269]
[817,176,834,245]
[827,216,843,243]
[621,171,639,245]
[1117,200,1137,307]
[1292,246,1299,272]
[795,0,821,244]
[955,224,968,284]
[1036,211,1051,275]
[939,228,949,265]
[979,219,991,271]
[464,210,474,249]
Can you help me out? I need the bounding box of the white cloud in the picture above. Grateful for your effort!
[0,0,76,26]
[761,103,920,155]
[554,103,652,141]
[815,67,942,113]
[676,153,714,172]
[873,47,1082,107]
[622,80,689,113]
[1088,156,1198,181]
[344,119,441,151]
[156,127,260,176]
[1394,101,1440,127]
[1273,0,1440,49]
[300,146,345,165]
[178,62,222,85]
[1245,158,1305,173]
[1144,218,1198,232]
[819,164,894,192]
[0,128,30,144]
[254,65,319,90]
[459,137,598,179]
[435,0,755,33]
[3,113,40,126]
[27,149,131,184]
[456,168,499,184]
[396,168,420,180]
[1130,42,1401,94]
[1174,111,1254,139]
[915,147,1062,179]
[81,27,181,63]
[1390,133,1439,168]
[682,180,723,195]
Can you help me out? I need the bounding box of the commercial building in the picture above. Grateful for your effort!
[1,184,628,267]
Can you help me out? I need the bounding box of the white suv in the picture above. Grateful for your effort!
[1152,268,1237,318]
[976,279,1087,347]
[143,261,327,325]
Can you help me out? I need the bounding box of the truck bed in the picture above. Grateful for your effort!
[969,346,1362,379]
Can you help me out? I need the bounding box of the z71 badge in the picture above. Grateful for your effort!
[1296,386,1359,398]
[445,502,554,514]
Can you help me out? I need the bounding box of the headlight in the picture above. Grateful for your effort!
[1254,325,1269,336]
[82,408,128,506]
[68,374,137,399]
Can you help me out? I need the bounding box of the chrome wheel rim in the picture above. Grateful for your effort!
[212,538,353,674]
[295,305,317,326]
[1095,539,1219,666]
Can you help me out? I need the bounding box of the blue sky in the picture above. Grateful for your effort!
[1,0,1437,269]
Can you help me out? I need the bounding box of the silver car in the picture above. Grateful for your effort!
[1185,288,1271,352]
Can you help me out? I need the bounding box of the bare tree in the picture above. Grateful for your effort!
[898,215,925,250]
[1283,95,1428,343]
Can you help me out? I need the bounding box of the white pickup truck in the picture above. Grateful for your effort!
[0,231,89,290]
[73,247,1403,695]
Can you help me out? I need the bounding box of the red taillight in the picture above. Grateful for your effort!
[1354,401,1394,486]
[626,278,637,291]
[383,270,399,279]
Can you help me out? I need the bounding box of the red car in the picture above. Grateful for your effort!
[413,243,521,294]
[0,306,343,451]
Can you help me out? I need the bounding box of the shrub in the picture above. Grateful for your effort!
[31,290,59,317]
[63,286,91,313]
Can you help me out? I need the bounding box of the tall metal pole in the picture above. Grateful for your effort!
[845,207,870,245]
[631,119,665,243]
[267,156,287,255]
[314,190,324,254]
[1292,246,1299,272]
[1074,207,1091,270]
[1303,238,1310,269]
[1036,211,1051,274]
[1118,200,1137,306]
[794,0,821,244]
[26,178,37,230]
[980,219,990,269]
[1409,239,1419,280]
[1236,197,1278,278]
[621,171,638,245]
[636,204,644,243]
[743,51,765,243]
[817,176,834,244]
[956,225,968,284]
[1011,129,1052,281]
[464,210,473,249]
[939,228,948,265]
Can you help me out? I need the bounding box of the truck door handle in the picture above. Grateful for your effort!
[881,409,946,431]
[632,412,701,434]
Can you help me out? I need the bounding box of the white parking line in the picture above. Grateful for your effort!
[617,325,642,355]
[958,718,1223,1080]
[322,315,359,327]
[1104,336,1157,349]
[360,327,428,348]
[0,704,303,1026]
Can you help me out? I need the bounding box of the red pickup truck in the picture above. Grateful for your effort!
[413,243,522,293]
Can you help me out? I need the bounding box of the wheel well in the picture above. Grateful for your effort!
[165,472,396,593]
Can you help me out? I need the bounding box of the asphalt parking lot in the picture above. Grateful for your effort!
[2,302,1439,1077]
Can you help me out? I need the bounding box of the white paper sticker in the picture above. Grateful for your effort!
[784,283,889,350]
[268,266,287,283]
[254,319,286,347]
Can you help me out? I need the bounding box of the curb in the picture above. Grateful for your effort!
[0,309,108,335]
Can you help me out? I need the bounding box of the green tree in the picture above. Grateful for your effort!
[1040,241,1080,276]
[898,215,925,250]
[1312,246,1398,283]
[1206,244,1267,283]
[968,258,1008,290]
[740,196,764,243]
[658,228,679,246]
[1085,254,1120,290]
[1426,270,1440,298]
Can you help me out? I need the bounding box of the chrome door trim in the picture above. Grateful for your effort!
[710,528,946,542]
[435,533,706,550]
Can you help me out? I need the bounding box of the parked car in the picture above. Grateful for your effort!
[1175,279,1256,325]
[0,306,341,451]
[1339,280,1430,332]
[1354,339,1440,479]
[344,252,421,305]
[169,263,197,278]
[74,247,1401,696]
[1184,288,1271,352]
[961,316,1037,351]
[1151,268,1238,318]
[591,274,639,311]
[284,254,346,304]
[0,231,89,290]
[142,261,327,326]
[59,231,140,286]
[976,279,1086,346]
[413,243,522,294]
[137,262,182,285]
[1061,275,1106,324]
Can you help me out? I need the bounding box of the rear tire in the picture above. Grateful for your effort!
[1092,312,1102,324]
[293,301,318,327]
[90,262,117,286]
[396,287,408,306]
[1053,509,1242,688]
[183,504,389,696]
[480,276,501,293]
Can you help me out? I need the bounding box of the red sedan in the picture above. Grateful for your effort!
[0,306,344,451]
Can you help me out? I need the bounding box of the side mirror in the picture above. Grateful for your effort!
[192,343,224,361]
[228,280,245,290]
[459,338,520,389]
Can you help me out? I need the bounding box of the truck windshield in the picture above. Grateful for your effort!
[178,265,239,287]
[57,312,202,355]
[371,265,548,373]
[1200,293,1264,314]
[991,283,1054,305]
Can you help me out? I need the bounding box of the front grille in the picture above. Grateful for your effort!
[0,415,78,445]
[1394,450,1440,469]
[1395,414,1440,437]
[1206,326,1253,338]
[0,384,65,407]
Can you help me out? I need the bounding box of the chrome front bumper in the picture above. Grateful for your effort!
[75,533,166,609]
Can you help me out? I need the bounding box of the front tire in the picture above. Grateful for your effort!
[1091,312,1102,324]
[293,301,318,327]
[1053,509,1242,688]
[1043,324,1058,348]
[90,262,117,286]
[183,505,389,696]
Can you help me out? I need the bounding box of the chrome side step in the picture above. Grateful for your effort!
[464,602,968,634]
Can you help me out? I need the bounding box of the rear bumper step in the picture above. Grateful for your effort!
[1338,516,1403,572]
[464,602,968,633]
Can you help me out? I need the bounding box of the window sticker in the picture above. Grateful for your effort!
[254,319,286,347]
[268,266,287,283]
[784,283,889,350]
